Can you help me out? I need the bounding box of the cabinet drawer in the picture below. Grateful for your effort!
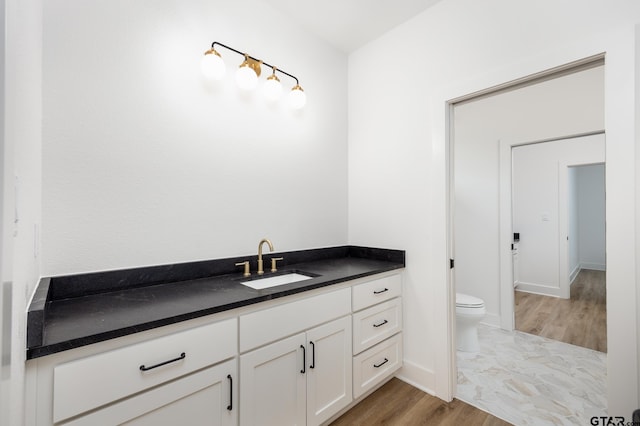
[352,333,402,399]
[352,274,401,312]
[240,288,350,352]
[62,359,237,426]
[53,318,237,423]
[353,298,402,355]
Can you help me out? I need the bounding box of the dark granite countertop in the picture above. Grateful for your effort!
[27,246,404,359]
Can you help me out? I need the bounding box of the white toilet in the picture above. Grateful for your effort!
[456,293,486,352]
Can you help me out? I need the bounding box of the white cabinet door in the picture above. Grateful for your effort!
[240,317,352,426]
[64,358,237,426]
[239,333,307,426]
[306,316,352,426]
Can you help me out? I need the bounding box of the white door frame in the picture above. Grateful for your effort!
[498,139,520,331]
[0,0,8,423]
[438,29,636,413]
[497,137,546,331]
[500,132,606,331]
[444,61,606,397]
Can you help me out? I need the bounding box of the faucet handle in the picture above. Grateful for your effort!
[270,257,284,272]
[235,261,251,277]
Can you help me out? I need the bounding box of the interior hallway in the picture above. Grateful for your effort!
[515,269,606,352]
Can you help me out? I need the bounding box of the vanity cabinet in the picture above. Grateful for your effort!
[239,288,352,426]
[29,271,403,426]
[50,318,237,425]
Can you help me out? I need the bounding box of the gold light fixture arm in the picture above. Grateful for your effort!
[240,54,263,77]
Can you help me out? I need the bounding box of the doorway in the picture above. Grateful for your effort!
[450,60,607,423]
[511,137,606,352]
[452,63,605,329]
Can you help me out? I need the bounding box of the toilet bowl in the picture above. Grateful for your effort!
[456,293,486,352]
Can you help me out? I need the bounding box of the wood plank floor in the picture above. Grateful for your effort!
[330,378,511,425]
[515,269,606,352]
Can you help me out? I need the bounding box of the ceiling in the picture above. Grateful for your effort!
[262,0,444,53]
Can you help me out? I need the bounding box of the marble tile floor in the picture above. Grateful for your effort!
[457,324,607,425]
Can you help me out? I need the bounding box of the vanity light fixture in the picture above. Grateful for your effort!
[201,41,306,109]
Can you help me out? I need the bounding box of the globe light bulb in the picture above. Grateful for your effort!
[236,64,258,90]
[289,84,306,109]
[263,73,283,102]
[201,49,225,80]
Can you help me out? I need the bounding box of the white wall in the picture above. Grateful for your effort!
[348,0,640,414]
[512,137,605,298]
[42,0,348,276]
[2,0,42,424]
[453,67,604,321]
[577,164,606,270]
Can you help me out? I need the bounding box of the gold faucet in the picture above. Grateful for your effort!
[257,238,274,275]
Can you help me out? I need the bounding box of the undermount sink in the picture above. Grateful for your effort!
[240,272,314,290]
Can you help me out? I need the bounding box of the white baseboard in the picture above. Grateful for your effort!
[396,359,436,396]
[515,282,563,298]
[480,312,501,328]
[580,262,606,271]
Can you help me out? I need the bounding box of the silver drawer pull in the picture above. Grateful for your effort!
[373,358,389,368]
[139,352,186,372]
[373,288,389,295]
[373,319,389,328]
